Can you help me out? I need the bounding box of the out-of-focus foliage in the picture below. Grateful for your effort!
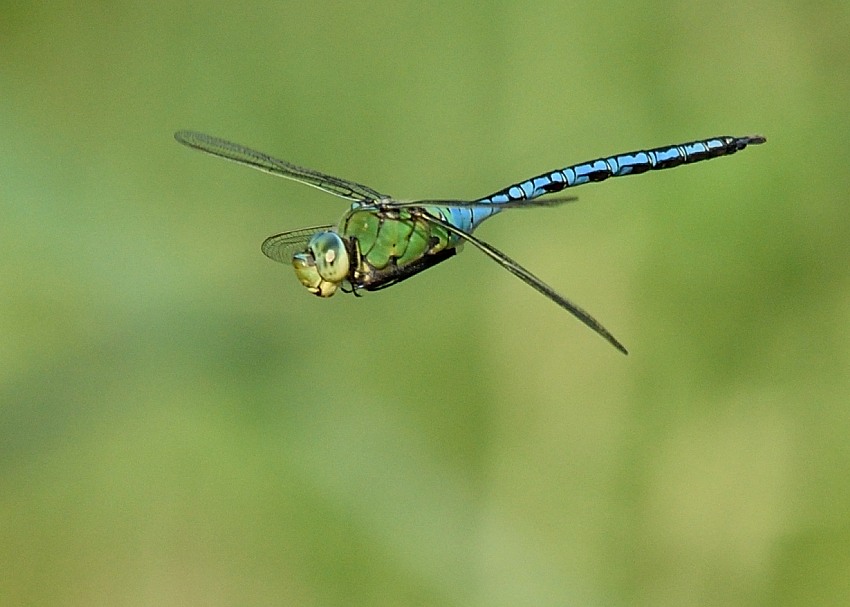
[2,3,848,606]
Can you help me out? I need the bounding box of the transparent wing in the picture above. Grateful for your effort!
[175,130,387,203]
[420,211,628,355]
[379,195,578,211]
[261,225,334,264]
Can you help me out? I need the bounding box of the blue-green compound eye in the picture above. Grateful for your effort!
[291,231,349,298]
[310,231,349,282]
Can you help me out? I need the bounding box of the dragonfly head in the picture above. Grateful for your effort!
[291,231,350,297]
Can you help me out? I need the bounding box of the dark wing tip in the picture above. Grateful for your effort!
[173,129,195,143]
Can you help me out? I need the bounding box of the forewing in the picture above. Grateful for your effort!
[175,130,386,202]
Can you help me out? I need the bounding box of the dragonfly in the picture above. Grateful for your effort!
[175,130,765,354]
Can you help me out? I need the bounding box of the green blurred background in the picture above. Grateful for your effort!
[3,2,849,606]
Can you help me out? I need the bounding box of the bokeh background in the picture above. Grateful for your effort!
[3,3,849,606]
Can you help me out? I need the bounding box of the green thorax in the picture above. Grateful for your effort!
[340,206,459,287]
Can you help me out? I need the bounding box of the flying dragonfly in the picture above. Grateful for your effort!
[175,130,765,354]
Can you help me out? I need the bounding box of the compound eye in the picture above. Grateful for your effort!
[309,231,349,283]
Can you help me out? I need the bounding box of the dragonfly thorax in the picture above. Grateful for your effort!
[291,231,350,297]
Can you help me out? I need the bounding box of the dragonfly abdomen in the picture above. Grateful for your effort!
[478,135,766,206]
[419,135,767,236]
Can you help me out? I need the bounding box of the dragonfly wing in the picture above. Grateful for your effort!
[381,196,578,211]
[261,225,335,264]
[175,131,387,203]
[421,211,628,355]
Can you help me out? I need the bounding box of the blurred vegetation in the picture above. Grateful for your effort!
[2,2,849,606]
